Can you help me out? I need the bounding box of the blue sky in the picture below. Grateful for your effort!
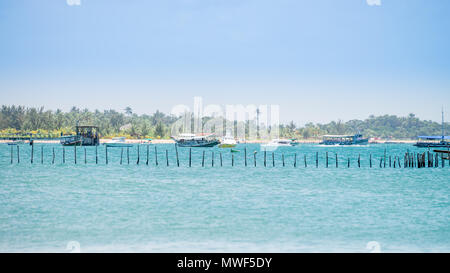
[0,0,449,124]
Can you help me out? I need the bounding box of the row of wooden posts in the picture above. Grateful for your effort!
[8,144,449,168]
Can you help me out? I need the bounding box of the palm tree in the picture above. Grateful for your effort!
[124,107,133,116]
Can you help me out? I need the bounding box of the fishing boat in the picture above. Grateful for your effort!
[6,140,25,145]
[261,139,297,147]
[104,137,133,148]
[172,133,219,147]
[219,133,237,148]
[319,134,369,145]
[414,109,449,148]
[61,125,100,146]
[60,135,82,146]
[414,136,450,148]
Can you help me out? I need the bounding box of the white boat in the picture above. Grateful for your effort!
[7,140,26,145]
[261,139,297,147]
[104,137,133,147]
[219,133,237,148]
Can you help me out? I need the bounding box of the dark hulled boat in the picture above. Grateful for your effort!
[320,134,369,145]
[61,125,100,146]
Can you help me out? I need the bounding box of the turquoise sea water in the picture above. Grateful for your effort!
[0,143,449,252]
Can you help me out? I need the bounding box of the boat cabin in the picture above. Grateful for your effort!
[415,136,450,148]
[61,125,100,146]
[320,134,368,145]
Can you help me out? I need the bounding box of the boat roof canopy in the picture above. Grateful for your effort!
[76,125,99,128]
[417,136,450,140]
[323,135,355,138]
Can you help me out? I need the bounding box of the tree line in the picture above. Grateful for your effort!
[0,105,448,139]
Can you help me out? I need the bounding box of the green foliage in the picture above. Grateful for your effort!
[293,114,449,139]
[0,105,448,139]
[0,105,177,139]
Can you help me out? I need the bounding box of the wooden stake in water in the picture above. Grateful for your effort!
[294,153,297,168]
[212,151,214,167]
[348,157,350,168]
[369,154,371,168]
[146,145,149,165]
[358,154,361,168]
[137,145,140,165]
[74,146,77,164]
[17,145,20,164]
[264,150,267,167]
[63,147,65,164]
[304,154,307,168]
[244,148,247,167]
[31,143,34,164]
[95,146,98,164]
[232,153,234,167]
[389,156,392,168]
[189,148,192,167]
[272,152,275,167]
[166,149,169,166]
[105,146,108,165]
[127,147,130,165]
[254,152,257,167]
[41,146,43,164]
[220,152,223,167]
[335,153,338,168]
[120,148,123,165]
[52,147,55,164]
[84,148,87,164]
[282,153,285,167]
[202,150,205,167]
[316,152,318,168]
[384,149,386,168]
[326,152,328,168]
[154,146,158,166]
[10,145,13,164]
[175,144,179,167]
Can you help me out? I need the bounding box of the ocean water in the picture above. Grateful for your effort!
[0,143,449,253]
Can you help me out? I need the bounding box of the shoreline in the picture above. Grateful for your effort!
[0,139,418,144]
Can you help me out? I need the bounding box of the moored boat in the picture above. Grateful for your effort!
[414,109,449,148]
[414,136,450,148]
[104,137,133,148]
[172,133,219,147]
[261,139,297,147]
[6,140,25,145]
[60,135,82,146]
[61,125,100,146]
[219,133,237,148]
[319,134,369,145]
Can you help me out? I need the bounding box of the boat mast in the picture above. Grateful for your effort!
[442,106,445,140]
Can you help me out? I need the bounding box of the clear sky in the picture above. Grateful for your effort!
[0,0,449,124]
